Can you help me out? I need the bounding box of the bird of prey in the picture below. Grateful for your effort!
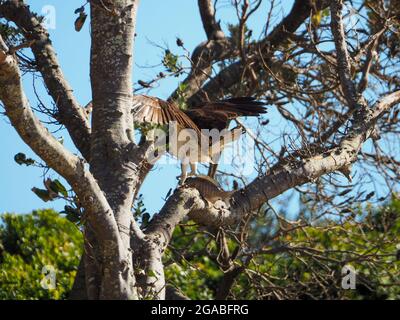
[132,95,267,183]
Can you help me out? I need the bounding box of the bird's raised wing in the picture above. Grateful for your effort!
[132,95,200,135]
[185,97,267,131]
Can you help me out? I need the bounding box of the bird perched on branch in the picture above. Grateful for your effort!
[132,95,267,184]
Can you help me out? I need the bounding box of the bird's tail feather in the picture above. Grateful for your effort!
[218,97,267,116]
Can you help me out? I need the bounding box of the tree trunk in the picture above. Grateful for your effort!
[88,0,140,299]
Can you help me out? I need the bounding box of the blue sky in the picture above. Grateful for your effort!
[0,0,300,215]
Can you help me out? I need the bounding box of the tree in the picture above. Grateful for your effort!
[1,201,398,300]
[0,0,399,300]
[165,196,400,300]
[0,209,82,299]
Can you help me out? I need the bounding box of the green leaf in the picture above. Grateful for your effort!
[178,82,187,93]
[74,6,85,14]
[14,152,26,165]
[311,11,323,26]
[162,50,181,74]
[31,187,52,202]
[141,212,150,228]
[147,269,157,278]
[176,82,188,110]
[61,205,81,224]
[50,179,68,197]
[176,37,184,47]
[0,209,83,299]
[322,8,330,17]
[364,191,375,201]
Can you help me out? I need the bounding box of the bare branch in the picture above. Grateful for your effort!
[198,0,225,40]
[0,0,91,159]
[0,37,136,299]
[330,0,360,109]
[230,90,400,220]
[188,0,334,103]
[0,36,118,239]
[145,188,206,247]
[357,29,385,93]
[165,285,191,300]
[169,39,235,103]
[150,90,400,233]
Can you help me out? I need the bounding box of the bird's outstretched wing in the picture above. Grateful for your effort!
[185,97,267,131]
[132,95,200,135]
[132,95,266,134]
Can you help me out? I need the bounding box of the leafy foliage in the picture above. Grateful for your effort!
[227,23,253,48]
[1,199,397,300]
[133,194,150,228]
[31,178,69,203]
[0,22,23,46]
[0,209,83,299]
[164,225,222,299]
[164,198,400,300]
[176,82,188,110]
[311,8,330,26]
[162,49,182,75]
[60,205,82,225]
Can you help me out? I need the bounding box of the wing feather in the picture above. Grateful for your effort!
[132,95,201,135]
[185,96,267,131]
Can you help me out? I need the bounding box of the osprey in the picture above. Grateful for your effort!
[132,95,267,183]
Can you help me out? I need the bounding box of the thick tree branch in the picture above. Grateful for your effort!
[198,0,225,40]
[172,0,328,105]
[145,188,206,246]
[330,0,360,109]
[187,0,333,104]
[0,37,135,299]
[0,43,117,240]
[0,0,91,160]
[88,0,142,299]
[169,39,235,103]
[215,266,245,300]
[132,188,205,299]
[89,0,139,222]
[229,90,400,221]
[165,285,191,300]
[147,91,400,232]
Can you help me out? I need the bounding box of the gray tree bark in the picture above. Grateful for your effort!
[1,0,399,300]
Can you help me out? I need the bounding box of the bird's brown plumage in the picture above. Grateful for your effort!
[132,95,201,136]
[132,95,267,134]
[187,97,267,132]
[132,94,267,183]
